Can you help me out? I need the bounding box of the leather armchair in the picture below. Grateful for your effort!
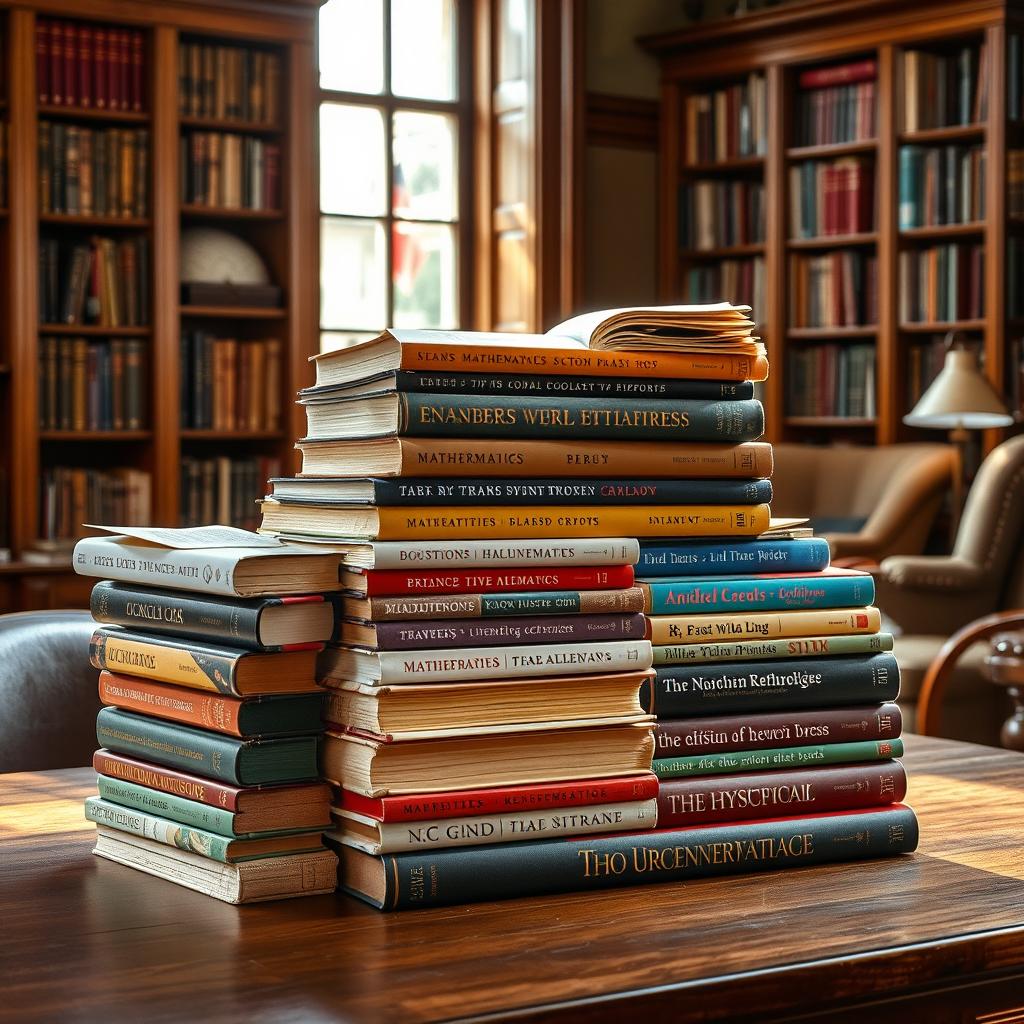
[771,443,954,561]
[0,610,100,772]
[874,434,1024,743]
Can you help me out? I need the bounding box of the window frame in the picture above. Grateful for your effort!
[316,0,474,338]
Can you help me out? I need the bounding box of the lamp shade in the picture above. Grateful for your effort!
[903,348,1013,429]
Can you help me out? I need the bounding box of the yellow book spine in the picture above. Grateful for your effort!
[375,505,770,541]
[90,634,230,692]
[647,606,882,645]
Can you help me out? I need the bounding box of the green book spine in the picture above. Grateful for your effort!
[653,738,903,779]
[96,774,238,836]
[652,632,895,665]
[399,393,765,443]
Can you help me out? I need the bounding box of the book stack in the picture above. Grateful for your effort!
[795,61,877,147]
[40,467,151,541]
[74,530,345,903]
[679,180,765,249]
[683,73,767,163]
[789,251,877,328]
[899,146,985,228]
[181,455,280,530]
[787,344,876,420]
[181,131,281,211]
[789,158,874,238]
[903,43,987,130]
[634,536,907,846]
[899,243,984,323]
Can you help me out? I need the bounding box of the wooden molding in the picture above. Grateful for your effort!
[585,92,659,150]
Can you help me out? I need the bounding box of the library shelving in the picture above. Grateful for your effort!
[643,0,1023,449]
[2,0,318,611]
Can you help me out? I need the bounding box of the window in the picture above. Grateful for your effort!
[317,0,468,352]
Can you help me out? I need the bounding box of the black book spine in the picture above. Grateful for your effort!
[393,370,755,401]
[90,580,272,649]
[346,805,919,910]
[366,477,772,507]
[641,653,900,719]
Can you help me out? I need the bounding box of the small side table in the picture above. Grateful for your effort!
[985,632,1024,751]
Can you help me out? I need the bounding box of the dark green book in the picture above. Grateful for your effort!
[95,707,319,786]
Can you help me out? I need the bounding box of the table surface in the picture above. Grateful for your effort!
[4,735,1024,1023]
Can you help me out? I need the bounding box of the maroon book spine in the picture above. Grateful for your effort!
[107,28,119,112]
[37,20,50,103]
[51,21,64,105]
[94,29,107,109]
[657,760,907,828]
[131,30,144,112]
[79,26,92,108]
[655,703,902,758]
[64,21,77,107]
[799,59,877,89]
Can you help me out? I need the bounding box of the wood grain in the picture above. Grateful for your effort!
[4,736,1024,1022]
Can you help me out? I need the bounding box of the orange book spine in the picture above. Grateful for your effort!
[98,669,244,735]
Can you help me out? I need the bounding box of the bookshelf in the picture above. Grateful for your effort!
[0,0,318,610]
[642,0,1023,450]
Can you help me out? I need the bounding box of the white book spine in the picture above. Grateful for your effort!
[73,537,242,596]
[374,639,654,684]
[366,537,640,571]
[346,798,659,854]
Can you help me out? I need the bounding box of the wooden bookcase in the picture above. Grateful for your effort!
[0,0,319,610]
[642,0,1023,450]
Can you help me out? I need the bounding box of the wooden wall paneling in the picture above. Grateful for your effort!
[657,81,679,302]
[876,42,899,445]
[764,62,787,446]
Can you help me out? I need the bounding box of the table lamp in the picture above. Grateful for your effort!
[903,333,1013,532]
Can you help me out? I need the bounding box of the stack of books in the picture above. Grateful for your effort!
[74,530,345,903]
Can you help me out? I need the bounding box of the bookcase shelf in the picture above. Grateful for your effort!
[644,0,1017,448]
[39,324,151,336]
[180,430,285,441]
[37,104,149,124]
[680,242,764,259]
[180,305,287,319]
[38,214,150,229]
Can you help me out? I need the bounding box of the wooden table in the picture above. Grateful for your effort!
[4,736,1024,1023]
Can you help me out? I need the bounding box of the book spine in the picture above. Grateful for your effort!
[647,606,882,645]
[641,573,874,615]
[98,670,245,736]
[655,703,903,757]
[363,564,635,597]
[373,504,771,542]
[90,580,266,648]
[85,797,234,862]
[398,345,769,383]
[96,775,239,836]
[359,587,646,621]
[798,60,877,88]
[89,629,242,695]
[367,798,659,854]
[344,774,661,823]
[653,738,903,779]
[652,631,895,665]
[636,537,831,577]
[372,639,654,685]
[364,613,648,651]
[657,761,906,826]
[353,805,918,910]
[360,537,640,571]
[369,477,772,507]
[642,653,900,718]
[397,394,765,443]
[93,750,243,809]
[96,707,244,785]
[392,370,756,401]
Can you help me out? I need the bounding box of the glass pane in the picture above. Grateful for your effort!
[320,103,387,217]
[321,217,387,330]
[391,0,456,100]
[393,110,457,221]
[321,331,378,353]
[319,0,384,94]
[393,221,456,329]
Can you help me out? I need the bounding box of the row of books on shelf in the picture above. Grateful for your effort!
[40,467,151,542]
[904,43,987,132]
[181,456,278,532]
[179,40,282,127]
[39,336,146,432]
[1009,34,1024,121]
[787,343,876,419]
[36,19,144,112]
[794,61,876,147]
[180,333,283,432]
[1009,240,1024,320]
[1009,150,1024,216]
[678,180,764,250]
[898,145,985,228]
[39,122,149,219]
[683,72,767,164]
[683,258,764,323]
[898,243,984,324]
[38,236,149,327]
[789,251,877,329]
[789,157,873,238]
[181,131,281,211]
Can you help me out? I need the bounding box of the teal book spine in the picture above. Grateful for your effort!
[96,774,238,836]
[653,738,904,779]
[652,632,895,665]
[399,393,765,443]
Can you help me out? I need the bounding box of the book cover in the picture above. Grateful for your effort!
[636,537,830,577]
[652,631,894,665]
[647,606,882,645]
[96,774,244,837]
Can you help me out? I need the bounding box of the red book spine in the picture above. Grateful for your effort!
[654,703,902,757]
[79,25,92,108]
[131,30,143,111]
[339,774,661,823]
[94,29,107,109]
[64,21,77,107]
[51,21,64,105]
[106,28,119,112]
[93,749,245,809]
[657,761,907,828]
[361,563,636,597]
[119,29,130,112]
[37,20,50,104]
[798,59,878,89]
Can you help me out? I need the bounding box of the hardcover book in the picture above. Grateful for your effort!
[646,606,882,645]
[637,536,830,577]
[652,632,894,665]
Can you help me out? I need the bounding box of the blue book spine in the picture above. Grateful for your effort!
[636,537,831,577]
[641,572,874,615]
